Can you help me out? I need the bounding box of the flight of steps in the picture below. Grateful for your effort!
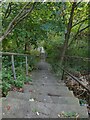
[2,82,88,118]
[1,61,89,118]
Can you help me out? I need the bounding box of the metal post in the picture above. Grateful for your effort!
[11,55,16,80]
[26,56,28,76]
[61,70,64,80]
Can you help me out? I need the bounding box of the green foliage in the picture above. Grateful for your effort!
[2,67,12,96]
[44,32,64,63]
[25,77,32,83]
[59,111,79,118]
[45,31,88,76]
[1,2,89,96]
[2,66,29,96]
[2,80,11,96]
[14,78,24,88]
[1,54,37,96]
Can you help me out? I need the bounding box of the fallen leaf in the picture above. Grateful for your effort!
[58,114,61,117]
[3,113,5,115]
[58,111,79,118]
[29,98,34,102]
[29,90,33,92]
[36,112,39,116]
[18,88,24,92]
[13,87,17,91]
[25,82,31,85]
[6,105,11,111]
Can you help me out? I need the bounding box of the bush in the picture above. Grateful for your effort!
[1,65,32,96]
[2,80,11,96]
[1,51,39,96]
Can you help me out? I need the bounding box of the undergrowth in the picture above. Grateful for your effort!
[1,55,39,97]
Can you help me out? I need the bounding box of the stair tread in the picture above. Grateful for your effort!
[23,85,74,97]
[7,91,79,105]
[2,97,88,118]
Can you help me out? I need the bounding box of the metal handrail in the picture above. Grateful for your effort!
[0,52,30,56]
[46,55,90,61]
[65,55,90,61]
[61,67,90,94]
[1,52,30,80]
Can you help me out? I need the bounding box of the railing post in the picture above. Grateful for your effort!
[61,70,64,80]
[26,56,28,76]
[11,55,16,80]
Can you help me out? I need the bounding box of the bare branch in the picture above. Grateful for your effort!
[16,2,36,23]
[72,18,88,28]
[5,2,31,33]
[8,2,36,34]
[0,2,36,42]
[4,3,12,18]
[68,23,83,47]
[75,0,84,8]
[78,25,90,33]
[16,3,36,24]
[68,25,90,47]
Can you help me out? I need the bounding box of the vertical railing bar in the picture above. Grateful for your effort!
[26,55,28,76]
[61,70,64,80]
[11,55,16,80]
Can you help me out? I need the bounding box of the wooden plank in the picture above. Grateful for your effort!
[26,56,28,76]
[11,55,16,80]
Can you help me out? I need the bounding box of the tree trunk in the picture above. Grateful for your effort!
[60,3,76,65]
[25,42,28,52]
[88,3,90,85]
[25,41,31,52]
